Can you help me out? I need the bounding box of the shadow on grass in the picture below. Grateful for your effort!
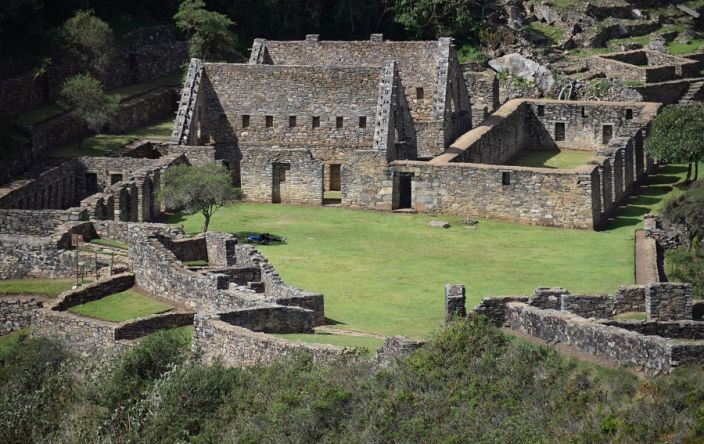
[324,317,345,326]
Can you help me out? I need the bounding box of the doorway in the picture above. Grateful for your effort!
[272,163,290,204]
[392,172,413,210]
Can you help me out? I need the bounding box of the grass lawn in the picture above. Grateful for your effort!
[0,278,78,297]
[68,290,172,322]
[0,328,31,356]
[167,205,635,338]
[167,163,699,339]
[52,117,174,157]
[276,333,384,355]
[89,238,129,250]
[510,149,593,169]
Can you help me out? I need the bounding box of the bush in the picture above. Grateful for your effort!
[667,245,704,298]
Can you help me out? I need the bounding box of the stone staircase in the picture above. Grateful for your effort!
[680,80,704,104]
[170,58,204,145]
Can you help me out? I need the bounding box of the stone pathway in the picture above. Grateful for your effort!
[315,325,386,339]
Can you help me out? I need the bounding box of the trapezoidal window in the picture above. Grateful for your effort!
[312,116,320,128]
[336,116,343,128]
[359,116,367,128]
[602,125,613,144]
[416,87,424,101]
[537,105,545,117]
[289,116,297,127]
[110,173,123,185]
[626,109,633,120]
[581,106,587,118]
[265,115,273,127]
[242,115,250,128]
[554,122,565,141]
[502,172,511,186]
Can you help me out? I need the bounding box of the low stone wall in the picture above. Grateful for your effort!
[644,214,689,250]
[504,302,677,372]
[105,88,178,134]
[646,283,692,321]
[560,294,612,319]
[51,273,135,311]
[92,220,183,244]
[613,285,646,314]
[472,295,530,325]
[0,209,81,235]
[219,306,315,334]
[31,309,127,356]
[192,314,350,367]
[0,235,74,279]
[529,287,566,310]
[599,319,704,340]
[0,295,46,336]
[375,336,426,367]
[113,311,194,340]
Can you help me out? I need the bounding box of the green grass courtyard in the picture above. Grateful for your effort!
[68,290,173,322]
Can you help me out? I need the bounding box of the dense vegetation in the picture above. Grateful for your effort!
[0,0,491,65]
[1,316,704,443]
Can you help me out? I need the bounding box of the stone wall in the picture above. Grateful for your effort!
[504,302,691,372]
[50,273,135,311]
[0,25,186,116]
[0,296,45,336]
[599,319,704,340]
[241,148,324,205]
[192,314,349,367]
[250,36,470,155]
[0,209,85,235]
[31,309,127,356]
[105,87,178,134]
[644,214,689,250]
[613,285,646,314]
[385,161,600,229]
[560,293,612,319]
[472,295,530,325]
[646,282,693,321]
[0,159,82,210]
[589,50,700,84]
[218,306,315,334]
[375,336,426,367]
[113,312,194,340]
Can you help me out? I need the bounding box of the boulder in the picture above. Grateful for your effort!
[488,53,555,91]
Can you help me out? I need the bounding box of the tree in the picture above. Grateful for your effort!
[159,163,242,232]
[174,0,237,61]
[60,74,119,149]
[662,185,704,250]
[645,104,704,182]
[62,10,116,74]
[390,0,481,41]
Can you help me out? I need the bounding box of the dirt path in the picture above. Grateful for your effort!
[635,229,660,284]
[315,325,386,339]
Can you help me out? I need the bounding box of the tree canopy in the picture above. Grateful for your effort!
[391,0,482,41]
[60,74,118,148]
[174,0,237,61]
[645,104,704,181]
[62,9,116,74]
[663,184,704,249]
[159,163,242,232]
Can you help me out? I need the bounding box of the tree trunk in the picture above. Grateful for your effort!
[202,213,210,233]
[695,160,699,182]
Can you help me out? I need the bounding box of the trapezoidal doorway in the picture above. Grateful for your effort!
[272,163,290,204]
[392,172,413,210]
[324,164,342,205]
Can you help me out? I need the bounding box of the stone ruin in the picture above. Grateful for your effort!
[445,283,704,373]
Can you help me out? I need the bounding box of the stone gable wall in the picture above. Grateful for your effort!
[199,64,382,148]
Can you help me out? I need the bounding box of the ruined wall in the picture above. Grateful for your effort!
[51,273,135,311]
[0,209,84,235]
[0,235,75,279]
[240,148,323,205]
[31,309,126,356]
[218,306,314,333]
[646,283,693,321]
[387,161,600,229]
[105,87,178,134]
[589,51,699,84]
[0,296,45,336]
[0,160,81,210]
[560,293,612,319]
[504,302,681,372]
[193,314,348,367]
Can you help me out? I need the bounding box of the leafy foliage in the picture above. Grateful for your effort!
[662,184,704,247]
[62,9,116,74]
[60,74,119,148]
[646,104,704,181]
[391,0,482,41]
[174,0,237,61]
[159,163,242,232]
[667,245,704,298]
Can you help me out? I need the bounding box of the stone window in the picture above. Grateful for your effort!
[502,171,511,186]
[581,106,587,118]
[537,105,545,117]
[265,115,273,127]
[85,173,98,195]
[416,87,424,101]
[242,115,250,128]
[312,116,320,128]
[289,116,297,127]
[554,122,565,141]
[359,116,367,128]
[602,125,613,144]
[110,173,123,185]
[336,116,343,128]
[626,109,633,119]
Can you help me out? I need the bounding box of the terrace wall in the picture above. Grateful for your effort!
[0,296,46,336]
